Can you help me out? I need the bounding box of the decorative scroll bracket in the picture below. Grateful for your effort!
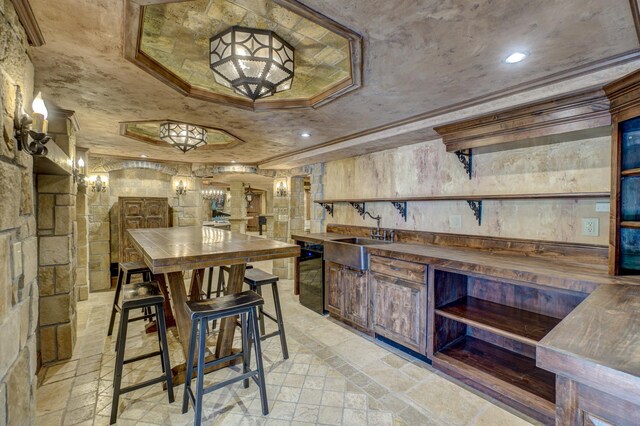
[391,201,407,222]
[455,149,472,179]
[466,200,482,226]
[320,202,334,217]
[349,202,366,217]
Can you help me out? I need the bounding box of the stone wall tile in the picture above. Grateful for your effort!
[38,267,54,296]
[37,175,73,194]
[21,236,36,284]
[38,326,56,364]
[54,265,72,294]
[37,194,54,230]
[39,294,70,326]
[56,322,73,360]
[0,161,20,231]
[0,233,10,323]
[20,168,33,215]
[6,350,30,426]
[55,194,74,206]
[0,307,20,380]
[54,205,73,235]
[39,236,71,265]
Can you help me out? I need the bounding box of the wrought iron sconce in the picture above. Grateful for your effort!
[245,183,256,208]
[90,176,107,193]
[13,92,51,156]
[74,158,87,188]
[175,180,187,196]
[276,181,288,197]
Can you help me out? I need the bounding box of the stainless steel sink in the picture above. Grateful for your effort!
[324,237,392,270]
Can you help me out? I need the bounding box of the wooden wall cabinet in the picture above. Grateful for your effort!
[369,255,428,354]
[605,70,640,275]
[119,197,169,263]
[324,261,369,330]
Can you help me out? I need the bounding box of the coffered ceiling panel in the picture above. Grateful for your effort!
[29,0,640,166]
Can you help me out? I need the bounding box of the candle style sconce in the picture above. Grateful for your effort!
[13,92,51,156]
[276,181,288,197]
[90,175,108,193]
[175,180,187,196]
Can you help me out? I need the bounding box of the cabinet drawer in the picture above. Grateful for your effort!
[370,256,427,283]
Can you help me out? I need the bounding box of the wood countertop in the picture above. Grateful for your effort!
[129,226,300,274]
[292,233,640,293]
[537,284,640,404]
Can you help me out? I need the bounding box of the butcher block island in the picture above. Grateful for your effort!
[293,224,640,425]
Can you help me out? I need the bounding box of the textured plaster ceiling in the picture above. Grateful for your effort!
[29,0,640,166]
[140,0,350,101]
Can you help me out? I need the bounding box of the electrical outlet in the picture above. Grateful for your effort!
[595,202,610,213]
[449,215,462,229]
[582,218,599,237]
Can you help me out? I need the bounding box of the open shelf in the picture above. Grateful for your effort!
[314,192,610,204]
[433,336,556,419]
[435,297,561,346]
[621,168,640,177]
[621,221,640,229]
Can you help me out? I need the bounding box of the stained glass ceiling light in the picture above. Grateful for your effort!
[210,26,294,101]
[159,122,207,153]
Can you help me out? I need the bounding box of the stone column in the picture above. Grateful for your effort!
[272,177,291,278]
[229,181,247,233]
[37,175,78,363]
[310,164,326,233]
[76,185,89,301]
[88,179,111,292]
[287,176,306,277]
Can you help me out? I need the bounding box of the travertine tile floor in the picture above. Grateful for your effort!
[36,260,538,426]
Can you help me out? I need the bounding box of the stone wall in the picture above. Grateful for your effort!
[87,161,204,291]
[323,136,611,244]
[0,1,38,424]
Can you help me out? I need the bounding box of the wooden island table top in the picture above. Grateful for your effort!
[127,226,300,382]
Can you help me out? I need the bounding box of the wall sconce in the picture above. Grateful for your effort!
[74,158,87,187]
[244,183,256,208]
[14,92,51,156]
[175,180,187,196]
[90,175,107,193]
[276,181,288,197]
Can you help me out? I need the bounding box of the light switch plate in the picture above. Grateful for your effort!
[582,218,599,237]
[595,202,610,213]
[449,215,462,229]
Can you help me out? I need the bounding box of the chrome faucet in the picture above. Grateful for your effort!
[363,211,382,239]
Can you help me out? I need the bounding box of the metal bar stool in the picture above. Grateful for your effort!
[108,261,152,336]
[244,268,289,360]
[205,264,254,299]
[110,281,174,425]
[182,290,268,426]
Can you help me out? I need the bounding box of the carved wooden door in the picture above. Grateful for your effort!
[246,193,262,232]
[325,261,343,316]
[119,197,168,263]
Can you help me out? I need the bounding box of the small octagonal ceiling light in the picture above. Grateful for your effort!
[159,122,208,153]
[210,26,294,101]
[301,132,311,138]
[505,52,527,64]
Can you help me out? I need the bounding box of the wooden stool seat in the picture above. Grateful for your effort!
[182,290,268,425]
[111,281,173,424]
[243,268,288,360]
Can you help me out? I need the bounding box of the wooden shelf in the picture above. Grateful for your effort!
[433,336,556,420]
[621,168,640,177]
[314,192,610,204]
[435,297,561,346]
[621,221,640,229]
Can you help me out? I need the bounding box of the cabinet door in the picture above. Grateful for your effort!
[343,268,368,328]
[144,199,168,228]
[371,271,427,353]
[325,261,343,316]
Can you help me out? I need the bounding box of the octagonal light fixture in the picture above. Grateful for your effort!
[210,26,294,101]
[159,122,208,153]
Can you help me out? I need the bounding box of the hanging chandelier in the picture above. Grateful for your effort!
[210,26,294,101]
[159,122,208,153]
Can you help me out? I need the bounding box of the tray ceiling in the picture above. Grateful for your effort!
[29,0,640,166]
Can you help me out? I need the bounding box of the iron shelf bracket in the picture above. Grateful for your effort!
[391,201,408,222]
[320,202,334,217]
[349,202,366,217]
[466,200,482,226]
[455,149,472,179]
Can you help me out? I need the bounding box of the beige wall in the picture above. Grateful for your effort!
[0,1,39,424]
[324,136,611,245]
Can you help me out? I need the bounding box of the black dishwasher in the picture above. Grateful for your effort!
[298,242,325,314]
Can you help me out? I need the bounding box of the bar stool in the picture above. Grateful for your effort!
[243,268,289,360]
[110,281,174,425]
[108,261,152,336]
[205,264,254,299]
[182,290,268,426]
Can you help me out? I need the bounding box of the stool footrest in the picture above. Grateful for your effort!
[120,375,168,395]
[260,330,280,340]
[128,313,156,322]
[203,370,259,396]
[124,350,162,365]
[262,311,277,323]
[204,352,243,370]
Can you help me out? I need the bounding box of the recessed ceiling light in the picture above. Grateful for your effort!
[301,132,311,138]
[231,160,236,163]
[505,52,527,64]
[140,154,148,158]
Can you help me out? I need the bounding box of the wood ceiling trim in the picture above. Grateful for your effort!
[10,0,45,46]
[258,49,640,167]
[434,89,611,152]
[122,0,363,111]
[119,119,245,150]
